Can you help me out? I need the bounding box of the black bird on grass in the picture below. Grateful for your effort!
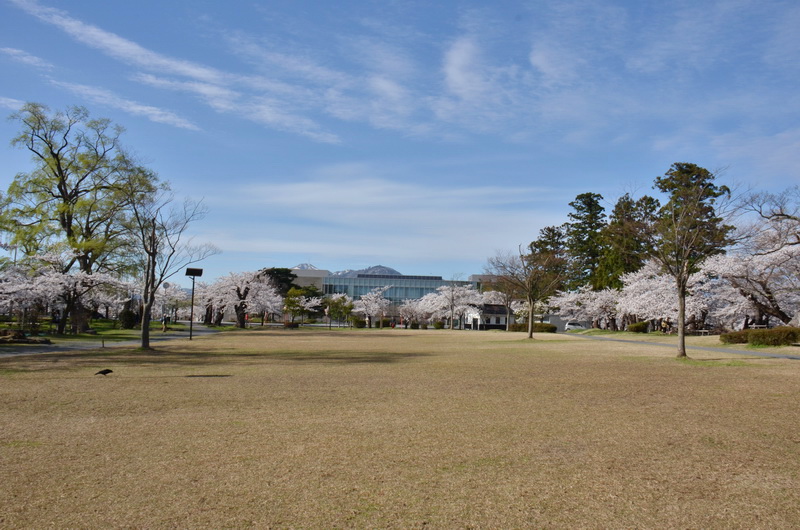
[95,369,113,376]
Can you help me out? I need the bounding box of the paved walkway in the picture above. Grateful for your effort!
[0,322,221,358]
[570,333,800,361]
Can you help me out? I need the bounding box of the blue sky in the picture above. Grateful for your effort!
[1,0,798,288]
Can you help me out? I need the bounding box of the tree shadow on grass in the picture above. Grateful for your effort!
[0,347,430,374]
[268,350,431,364]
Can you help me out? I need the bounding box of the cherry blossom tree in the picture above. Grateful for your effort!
[195,280,228,326]
[690,266,754,331]
[397,293,444,327]
[703,242,800,327]
[0,265,38,329]
[398,298,423,327]
[435,284,483,329]
[418,292,448,324]
[354,286,392,328]
[616,261,712,331]
[300,296,323,323]
[202,272,271,328]
[551,286,620,330]
[152,282,190,321]
[0,257,128,334]
[25,252,128,333]
[246,279,283,325]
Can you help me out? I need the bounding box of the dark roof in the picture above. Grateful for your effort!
[356,274,443,280]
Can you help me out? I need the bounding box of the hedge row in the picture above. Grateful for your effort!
[508,323,557,333]
[720,327,800,346]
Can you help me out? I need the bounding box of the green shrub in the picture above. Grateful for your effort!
[719,327,800,346]
[118,308,139,330]
[352,318,366,328]
[747,327,800,346]
[283,322,300,329]
[720,330,750,344]
[533,323,557,333]
[506,323,556,333]
[627,321,649,333]
[432,321,445,329]
[420,323,428,330]
[410,322,420,329]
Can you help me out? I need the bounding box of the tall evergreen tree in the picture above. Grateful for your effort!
[648,162,733,358]
[596,194,659,289]
[260,267,298,298]
[565,193,606,290]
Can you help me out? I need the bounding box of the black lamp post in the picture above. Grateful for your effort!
[185,268,203,339]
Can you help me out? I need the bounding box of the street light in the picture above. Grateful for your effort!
[185,268,203,340]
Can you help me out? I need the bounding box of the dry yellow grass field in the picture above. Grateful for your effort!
[1,328,799,528]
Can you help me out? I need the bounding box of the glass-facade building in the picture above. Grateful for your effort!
[323,274,473,303]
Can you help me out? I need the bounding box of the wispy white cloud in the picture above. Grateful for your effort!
[133,73,242,113]
[0,47,53,70]
[442,37,488,102]
[228,34,352,87]
[133,73,339,143]
[209,161,562,241]
[0,96,26,110]
[227,32,429,136]
[710,128,800,184]
[49,80,201,130]
[246,98,340,144]
[8,0,800,162]
[762,4,800,73]
[201,173,561,264]
[623,1,762,75]
[9,0,340,142]
[528,43,582,87]
[8,0,225,84]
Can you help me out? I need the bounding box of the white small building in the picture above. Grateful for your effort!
[464,304,516,330]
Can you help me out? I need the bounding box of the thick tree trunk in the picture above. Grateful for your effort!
[527,299,535,339]
[140,223,157,349]
[140,299,154,349]
[71,302,91,334]
[234,303,247,328]
[676,287,687,358]
[56,302,71,335]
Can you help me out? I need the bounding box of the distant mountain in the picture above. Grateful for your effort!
[292,263,319,270]
[332,265,402,278]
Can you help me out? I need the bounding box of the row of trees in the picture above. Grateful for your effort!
[485,163,799,357]
[0,103,216,348]
[3,103,797,360]
[188,275,500,331]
